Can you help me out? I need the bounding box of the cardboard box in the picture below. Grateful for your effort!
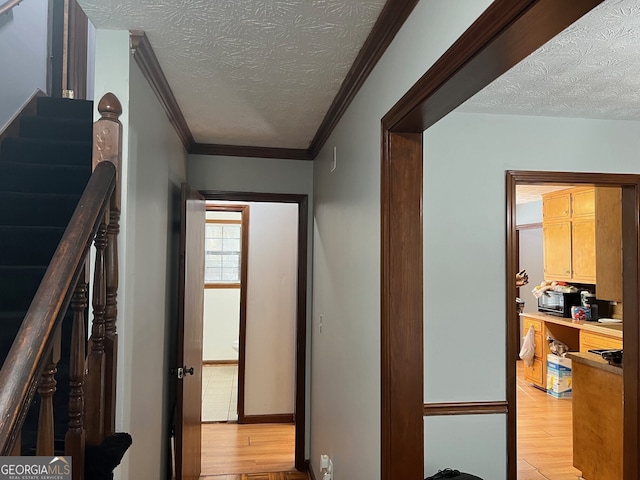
[547,354,572,398]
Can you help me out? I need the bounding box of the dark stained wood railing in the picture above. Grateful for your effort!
[0,93,122,480]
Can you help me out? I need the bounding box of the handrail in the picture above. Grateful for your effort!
[0,161,116,454]
[0,0,22,15]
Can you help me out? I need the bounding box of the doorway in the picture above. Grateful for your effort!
[201,191,308,473]
[511,178,635,479]
[380,2,640,480]
[202,204,248,424]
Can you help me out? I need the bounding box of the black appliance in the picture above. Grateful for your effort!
[537,290,582,317]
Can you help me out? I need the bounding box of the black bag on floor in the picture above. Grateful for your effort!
[425,468,483,480]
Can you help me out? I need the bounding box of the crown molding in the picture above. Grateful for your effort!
[307,0,420,158]
[190,143,312,161]
[129,30,195,150]
[129,0,416,161]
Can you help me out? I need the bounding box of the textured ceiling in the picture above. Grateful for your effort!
[460,0,640,121]
[78,0,386,148]
[515,185,571,205]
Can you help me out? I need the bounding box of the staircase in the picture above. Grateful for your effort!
[0,96,93,453]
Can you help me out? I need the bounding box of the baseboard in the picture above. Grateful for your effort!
[203,360,238,365]
[241,413,294,424]
[307,460,318,480]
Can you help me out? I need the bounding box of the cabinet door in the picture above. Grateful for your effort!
[543,192,571,221]
[572,218,596,283]
[543,221,572,281]
[571,187,595,218]
[523,358,544,388]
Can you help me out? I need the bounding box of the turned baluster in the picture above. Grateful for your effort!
[103,205,119,436]
[93,93,122,437]
[36,326,61,456]
[66,268,87,479]
[85,213,108,445]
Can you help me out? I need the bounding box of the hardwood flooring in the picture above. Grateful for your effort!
[517,361,582,480]
[200,363,576,480]
[200,423,306,479]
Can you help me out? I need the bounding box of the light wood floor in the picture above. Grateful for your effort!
[200,364,577,480]
[517,361,582,480]
[200,423,307,480]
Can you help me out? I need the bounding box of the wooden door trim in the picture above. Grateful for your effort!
[201,191,308,472]
[379,1,630,480]
[205,203,250,423]
[507,171,640,480]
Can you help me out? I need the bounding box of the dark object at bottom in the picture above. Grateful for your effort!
[425,468,484,479]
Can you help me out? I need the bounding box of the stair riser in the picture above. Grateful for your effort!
[20,117,92,143]
[0,163,90,195]
[0,193,80,227]
[0,138,92,166]
[0,228,65,265]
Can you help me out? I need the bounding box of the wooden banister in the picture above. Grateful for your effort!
[0,161,116,454]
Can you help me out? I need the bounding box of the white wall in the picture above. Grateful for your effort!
[94,29,188,480]
[311,1,494,479]
[421,111,640,476]
[188,155,313,439]
[203,288,240,361]
[244,202,298,416]
[0,1,49,129]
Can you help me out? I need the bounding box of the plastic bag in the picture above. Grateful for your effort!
[519,325,536,366]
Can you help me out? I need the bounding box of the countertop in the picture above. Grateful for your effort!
[520,311,623,339]
[566,351,623,376]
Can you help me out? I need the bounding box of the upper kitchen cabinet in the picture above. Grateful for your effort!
[542,186,622,301]
[542,187,595,284]
[595,187,622,302]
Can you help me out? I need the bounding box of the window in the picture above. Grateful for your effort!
[205,221,242,285]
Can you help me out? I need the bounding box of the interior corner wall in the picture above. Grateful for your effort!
[421,111,640,476]
[93,28,188,480]
[244,202,298,416]
[187,154,314,449]
[310,1,494,479]
[0,1,49,128]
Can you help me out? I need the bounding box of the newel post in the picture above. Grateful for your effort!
[87,93,122,442]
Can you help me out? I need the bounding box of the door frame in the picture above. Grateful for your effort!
[204,203,250,422]
[379,1,640,479]
[507,171,640,479]
[201,190,308,472]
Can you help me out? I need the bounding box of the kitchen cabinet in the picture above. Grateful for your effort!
[520,312,622,391]
[579,330,623,352]
[569,352,622,480]
[542,187,595,284]
[595,187,622,302]
[522,317,544,388]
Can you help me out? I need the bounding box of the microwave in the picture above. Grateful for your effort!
[537,291,582,317]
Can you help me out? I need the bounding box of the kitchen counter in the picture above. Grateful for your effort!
[520,311,622,339]
[567,351,623,480]
[566,351,622,375]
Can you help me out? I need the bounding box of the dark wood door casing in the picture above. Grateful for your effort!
[376,1,640,480]
[201,191,308,472]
